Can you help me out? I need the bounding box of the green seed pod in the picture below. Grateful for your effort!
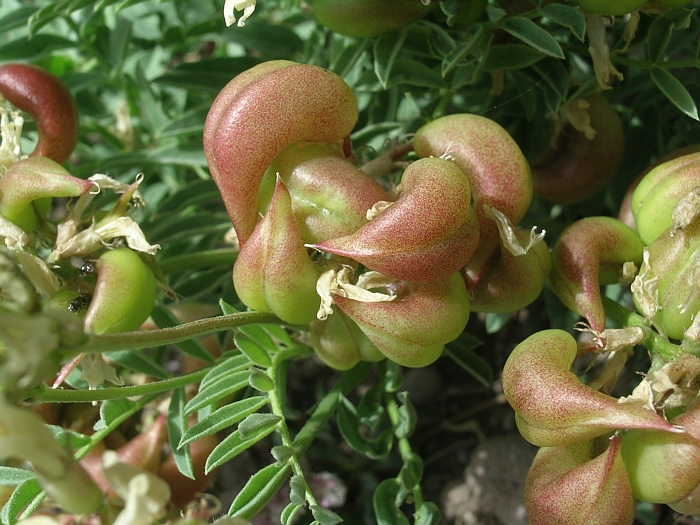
[575,0,646,15]
[83,248,157,334]
[233,178,321,325]
[469,226,551,313]
[620,402,700,509]
[262,142,390,244]
[634,219,700,340]
[631,151,700,245]
[310,0,435,38]
[310,308,385,370]
[0,157,93,233]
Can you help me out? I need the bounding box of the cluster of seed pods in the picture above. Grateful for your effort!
[0,64,158,336]
[503,148,700,524]
[0,64,175,514]
[204,60,551,369]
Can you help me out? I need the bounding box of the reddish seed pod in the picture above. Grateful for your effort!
[530,94,624,204]
[0,63,79,163]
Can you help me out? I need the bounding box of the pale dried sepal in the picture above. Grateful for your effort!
[355,271,397,290]
[679,264,700,316]
[366,200,394,221]
[631,248,660,319]
[80,354,124,390]
[0,215,30,249]
[620,10,640,52]
[53,190,99,253]
[600,326,645,353]
[50,216,160,261]
[671,187,700,234]
[223,0,256,27]
[316,266,397,320]
[585,13,624,90]
[102,450,170,525]
[0,106,24,172]
[483,204,545,256]
[560,98,596,140]
[14,251,61,298]
[685,311,700,341]
[98,217,160,254]
[586,348,630,395]
[621,355,700,410]
[619,261,638,286]
[619,378,656,411]
[88,173,145,207]
[223,226,240,249]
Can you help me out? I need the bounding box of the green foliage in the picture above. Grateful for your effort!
[1,0,700,524]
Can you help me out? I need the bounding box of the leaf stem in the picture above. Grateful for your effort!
[382,369,425,511]
[267,347,321,508]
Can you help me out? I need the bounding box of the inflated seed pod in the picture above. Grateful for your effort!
[631,151,700,245]
[262,142,391,244]
[549,217,644,333]
[618,145,700,230]
[525,436,635,525]
[633,219,700,340]
[0,63,79,163]
[203,61,357,246]
[469,226,551,313]
[530,94,624,204]
[233,178,321,325]
[310,308,385,370]
[83,248,157,334]
[0,157,93,233]
[333,272,470,368]
[413,114,532,287]
[575,0,646,15]
[502,330,678,447]
[310,0,435,38]
[313,157,479,282]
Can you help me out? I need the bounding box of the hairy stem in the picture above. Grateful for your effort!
[60,311,280,358]
[27,367,210,403]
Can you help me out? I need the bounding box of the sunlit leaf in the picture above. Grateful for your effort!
[650,67,699,120]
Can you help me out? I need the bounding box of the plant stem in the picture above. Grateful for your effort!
[602,296,681,362]
[382,370,425,510]
[60,311,280,358]
[267,346,321,508]
[27,367,210,403]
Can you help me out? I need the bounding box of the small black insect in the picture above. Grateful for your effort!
[67,292,92,313]
[80,262,95,275]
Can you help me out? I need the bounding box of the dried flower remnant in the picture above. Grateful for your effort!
[224,0,257,27]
